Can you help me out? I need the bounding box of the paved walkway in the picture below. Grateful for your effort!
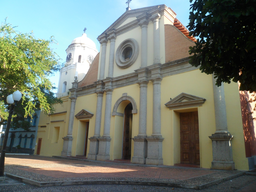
[0,155,255,191]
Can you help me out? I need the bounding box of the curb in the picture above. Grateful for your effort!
[5,173,184,188]
[195,172,245,190]
[6,172,245,190]
[245,172,256,176]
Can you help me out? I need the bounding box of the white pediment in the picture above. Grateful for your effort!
[165,93,206,109]
[75,109,94,119]
[117,17,137,29]
[98,5,167,38]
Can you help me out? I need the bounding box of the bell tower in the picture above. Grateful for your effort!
[57,30,98,97]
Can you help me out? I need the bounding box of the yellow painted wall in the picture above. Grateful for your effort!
[160,70,248,170]
[35,96,70,156]
[161,70,215,168]
[109,84,140,160]
[71,93,98,156]
[224,83,249,170]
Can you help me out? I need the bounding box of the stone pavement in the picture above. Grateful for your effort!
[0,155,255,191]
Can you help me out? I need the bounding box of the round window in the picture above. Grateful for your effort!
[122,47,132,61]
[116,38,139,69]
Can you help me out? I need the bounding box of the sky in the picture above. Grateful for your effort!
[0,0,192,90]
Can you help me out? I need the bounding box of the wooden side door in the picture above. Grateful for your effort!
[84,122,89,156]
[180,111,200,165]
[36,138,42,155]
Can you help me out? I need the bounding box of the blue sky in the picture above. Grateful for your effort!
[0,0,191,89]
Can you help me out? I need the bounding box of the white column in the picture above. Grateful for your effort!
[97,78,112,161]
[87,81,104,160]
[209,76,235,170]
[99,37,107,80]
[212,78,228,132]
[150,13,161,64]
[108,33,116,77]
[61,79,78,157]
[103,91,112,136]
[139,81,148,136]
[94,93,103,136]
[67,97,76,135]
[152,78,162,135]
[139,18,149,68]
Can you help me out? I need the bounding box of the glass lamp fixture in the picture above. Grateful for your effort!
[6,94,14,104]
[13,90,22,102]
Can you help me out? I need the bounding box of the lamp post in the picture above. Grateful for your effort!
[0,90,22,176]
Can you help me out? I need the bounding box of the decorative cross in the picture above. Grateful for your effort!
[126,0,132,10]
[83,27,87,33]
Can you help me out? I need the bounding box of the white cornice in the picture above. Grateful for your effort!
[72,58,198,97]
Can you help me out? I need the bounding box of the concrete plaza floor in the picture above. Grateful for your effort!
[0,155,255,191]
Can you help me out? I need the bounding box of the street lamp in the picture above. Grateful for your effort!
[0,90,22,176]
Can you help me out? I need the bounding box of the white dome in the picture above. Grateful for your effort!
[71,33,97,50]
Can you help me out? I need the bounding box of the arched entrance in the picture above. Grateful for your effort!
[112,93,138,161]
[122,103,133,159]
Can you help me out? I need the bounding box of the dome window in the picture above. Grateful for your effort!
[62,81,67,93]
[66,53,72,62]
[78,55,82,63]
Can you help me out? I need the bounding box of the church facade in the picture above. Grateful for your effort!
[36,4,249,170]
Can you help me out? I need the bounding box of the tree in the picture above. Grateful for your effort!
[0,21,62,120]
[188,0,256,91]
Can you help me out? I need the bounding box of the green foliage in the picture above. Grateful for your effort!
[188,0,256,91]
[0,21,62,122]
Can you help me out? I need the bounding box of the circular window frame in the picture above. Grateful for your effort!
[115,38,139,69]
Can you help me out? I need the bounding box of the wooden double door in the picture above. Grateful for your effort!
[180,111,200,165]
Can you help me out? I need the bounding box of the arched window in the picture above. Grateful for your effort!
[18,134,22,146]
[78,55,82,63]
[62,81,67,93]
[32,115,37,126]
[9,133,15,151]
[24,135,27,148]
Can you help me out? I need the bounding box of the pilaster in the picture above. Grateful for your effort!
[98,36,108,80]
[61,77,77,157]
[87,136,99,160]
[107,31,116,77]
[132,68,148,164]
[132,136,147,164]
[87,80,104,160]
[96,78,113,161]
[138,18,149,68]
[150,13,161,64]
[97,136,111,161]
[144,64,163,165]
[146,135,164,165]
